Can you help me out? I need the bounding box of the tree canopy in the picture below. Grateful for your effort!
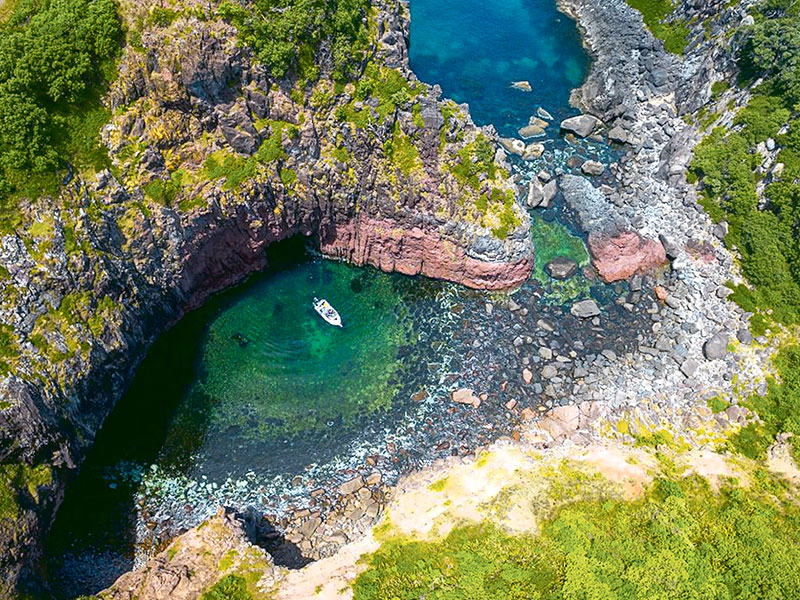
[0,0,121,202]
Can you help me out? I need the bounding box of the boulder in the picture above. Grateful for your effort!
[560,114,600,138]
[703,333,729,360]
[339,476,364,496]
[522,143,545,160]
[587,231,668,282]
[522,368,533,384]
[451,387,481,408]
[537,107,553,120]
[545,256,578,279]
[499,137,525,156]
[607,125,628,144]
[510,80,532,92]
[581,160,605,176]
[518,124,546,139]
[526,180,544,208]
[680,358,699,378]
[570,299,600,318]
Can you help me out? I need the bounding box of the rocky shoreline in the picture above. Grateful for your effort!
[87,0,785,595]
[0,0,783,596]
[0,0,536,592]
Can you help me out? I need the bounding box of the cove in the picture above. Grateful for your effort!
[44,1,598,596]
[409,0,589,136]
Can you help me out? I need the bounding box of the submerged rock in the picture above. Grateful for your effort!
[510,80,532,92]
[451,388,481,408]
[545,257,578,280]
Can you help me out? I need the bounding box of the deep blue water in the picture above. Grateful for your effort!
[409,0,589,137]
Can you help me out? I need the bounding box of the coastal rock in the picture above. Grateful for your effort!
[102,510,276,600]
[451,388,481,408]
[0,0,537,589]
[545,256,578,280]
[703,333,729,360]
[587,231,667,283]
[510,80,532,92]
[581,160,604,176]
[560,114,600,138]
[522,143,545,160]
[320,214,534,291]
[607,124,629,144]
[499,137,526,156]
[518,124,545,139]
[570,299,600,318]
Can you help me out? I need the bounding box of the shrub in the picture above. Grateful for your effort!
[0,0,121,206]
[354,475,800,600]
[217,0,370,81]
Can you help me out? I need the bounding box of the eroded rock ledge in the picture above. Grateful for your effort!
[0,0,532,592]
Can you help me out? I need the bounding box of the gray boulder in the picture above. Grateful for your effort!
[571,299,600,318]
[546,257,578,280]
[703,332,729,360]
[560,114,600,138]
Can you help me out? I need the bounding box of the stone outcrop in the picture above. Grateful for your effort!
[0,0,533,592]
[102,510,278,600]
[587,230,667,282]
[560,174,667,282]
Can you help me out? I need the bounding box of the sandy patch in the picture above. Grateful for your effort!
[767,440,800,485]
[680,449,749,490]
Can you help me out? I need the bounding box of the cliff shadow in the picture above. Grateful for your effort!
[40,235,313,598]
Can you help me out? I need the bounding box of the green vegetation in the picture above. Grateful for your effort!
[354,475,800,599]
[336,63,420,127]
[0,463,52,521]
[0,0,121,208]
[449,134,501,191]
[730,345,800,462]
[624,0,691,54]
[689,1,800,328]
[202,575,253,600]
[383,126,422,177]
[0,323,18,375]
[218,0,370,82]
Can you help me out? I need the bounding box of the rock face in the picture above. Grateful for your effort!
[587,231,667,282]
[320,215,532,291]
[560,174,667,282]
[102,510,278,600]
[0,0,533,592]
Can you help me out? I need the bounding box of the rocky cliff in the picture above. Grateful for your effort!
[0,0,533,593]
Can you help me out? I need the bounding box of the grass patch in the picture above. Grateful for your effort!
[625,0,691,54]
[201,574,252,600]
[354,475,800,599]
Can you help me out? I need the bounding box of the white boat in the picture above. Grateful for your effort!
[313,297,343,327]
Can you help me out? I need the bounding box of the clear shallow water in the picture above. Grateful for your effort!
[409,0,589,136]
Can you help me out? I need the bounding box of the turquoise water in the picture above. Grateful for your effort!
[409,0,589,136]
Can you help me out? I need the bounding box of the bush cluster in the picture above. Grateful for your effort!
[689,1,800,328]
[218,0,370,82]
[0,0,121,206]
